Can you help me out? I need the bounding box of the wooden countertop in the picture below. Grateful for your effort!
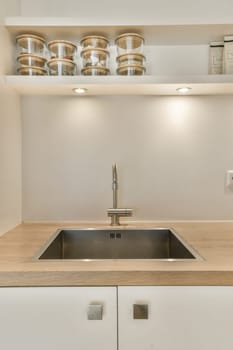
[1,222,233,286]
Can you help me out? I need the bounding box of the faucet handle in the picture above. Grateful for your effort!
[107,208,133,217]
[107,208,133,226]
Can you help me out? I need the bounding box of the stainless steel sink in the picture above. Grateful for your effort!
[36,228,202,261]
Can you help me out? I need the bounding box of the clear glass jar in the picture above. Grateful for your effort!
[16,33,46,57]
[115,33,144,55]
[81,48,109,68]
[47,58,77,75]
[81,35,109,49]
[81,66,110,76]
[48,40,77,60]
[116,53,146,67]
[17,54,47,68]
[17,66,47,76]
[116,64,146,76]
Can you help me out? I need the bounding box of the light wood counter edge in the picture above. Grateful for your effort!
[1,271,233,287]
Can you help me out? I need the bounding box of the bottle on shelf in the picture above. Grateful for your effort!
[209,41,224,74]
[223,36,233,74]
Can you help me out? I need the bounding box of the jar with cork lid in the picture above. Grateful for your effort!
[115,33,146,75]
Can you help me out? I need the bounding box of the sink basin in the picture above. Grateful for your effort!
[37,228,202,261]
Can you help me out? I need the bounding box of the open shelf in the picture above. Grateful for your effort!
[5,75,233,96]
[5,17,233,95]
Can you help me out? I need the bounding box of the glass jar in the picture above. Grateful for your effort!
[16,33,46,57]
[115,33,144,55]
[81,66,110,76]
[17,66,47,76]
[81,48,109,68]
[17,54,47,68]
[81,35,109,49]
[116,64,146,76]
[116,53,146,67]
[48,40,77,60]
[47,58,77,75]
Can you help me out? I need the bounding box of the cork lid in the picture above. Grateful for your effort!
[17,54,47,65]
[16,33,45,44]
[81,35,109,44]
[115,33,144,47]
[81,66,110,75]
[117,64,146,74]
[17,66,47,75]
[80,48,110,58]
[47,58,76,68]
[116,53,146,63]
[48,40,77,50]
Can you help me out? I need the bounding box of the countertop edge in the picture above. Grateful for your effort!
[1,271,233,287]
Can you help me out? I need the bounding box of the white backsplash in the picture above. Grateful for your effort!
[22,95,233,221]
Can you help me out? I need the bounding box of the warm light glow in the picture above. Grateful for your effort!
[166,98,191,128]
[176,87,192,94]
[72,88,88,94]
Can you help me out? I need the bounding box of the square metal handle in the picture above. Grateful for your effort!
[133,304,149,319]
[87,304,103,320]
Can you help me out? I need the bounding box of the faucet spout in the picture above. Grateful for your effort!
[108,163,133,226]
[112,163,118,209]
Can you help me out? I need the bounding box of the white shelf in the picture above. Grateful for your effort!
[5,17,233,44]
[5,17,233,96]
[5,75,233,96]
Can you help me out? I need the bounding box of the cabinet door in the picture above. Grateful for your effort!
[118,286,233,350]
[0,287,117,350]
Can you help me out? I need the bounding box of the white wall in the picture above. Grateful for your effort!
[11,0,233,222]
[2,0,20,17]
[0,0,21,235]
[20,0,233,24]
[22,95,233,221]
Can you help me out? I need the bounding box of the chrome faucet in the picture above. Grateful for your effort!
[112,163,118,209]
[107,163,133,225]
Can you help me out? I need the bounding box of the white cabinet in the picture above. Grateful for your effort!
[118,286,233,350]
[0,287,117,350]
[1,286,233,350]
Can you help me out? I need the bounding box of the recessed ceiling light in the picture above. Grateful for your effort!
[72,88,88,94]
[176,87,192,94]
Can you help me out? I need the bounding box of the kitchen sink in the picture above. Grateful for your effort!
[37,228,202,261]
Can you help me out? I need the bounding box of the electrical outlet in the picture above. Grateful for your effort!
[226,170,233,188]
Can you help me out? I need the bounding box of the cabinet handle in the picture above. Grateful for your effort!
[133,304,149,319]
[87,304,103,320]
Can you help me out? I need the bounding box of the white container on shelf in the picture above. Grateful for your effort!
[224,36,233,74]
[209,41,224,74]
